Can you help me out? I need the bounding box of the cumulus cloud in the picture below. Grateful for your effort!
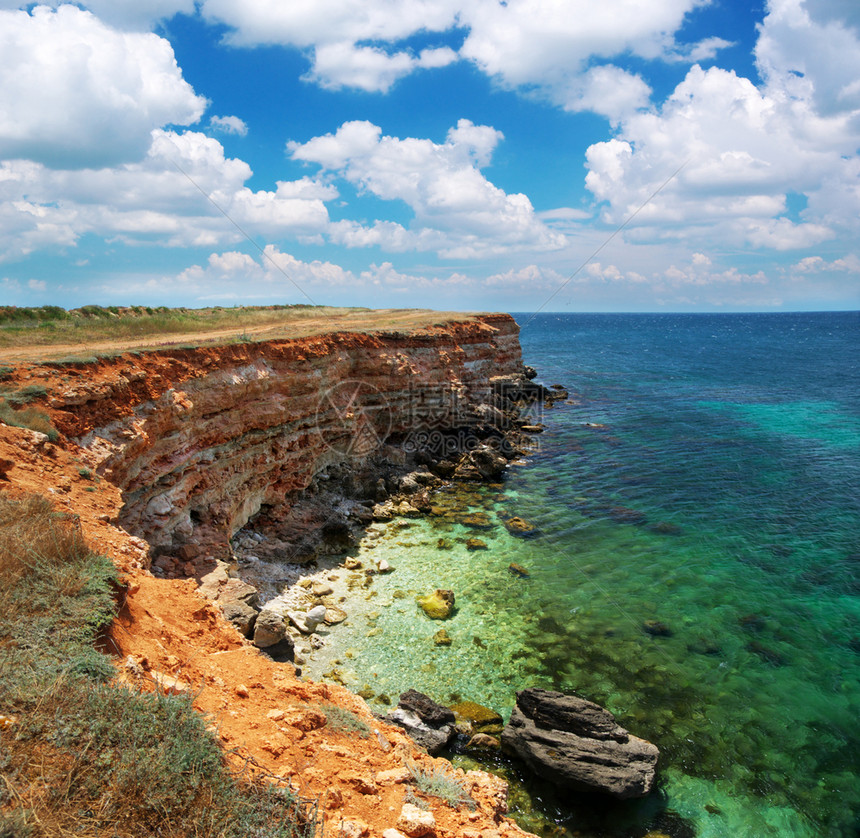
[485,264,564,289]
[756,0,860,115]
[583,54,860,250]
[192,0,702,111]
[561,65,652,124]
[209,115,248,136]
[288,119,565,257]
[169,247,474,302]
[0,5,206,168]
[0,130,333,261]
[1,1,197,29]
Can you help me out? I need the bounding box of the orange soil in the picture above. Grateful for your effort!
[0,322,536,838]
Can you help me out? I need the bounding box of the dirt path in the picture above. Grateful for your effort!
[0,308,481,363]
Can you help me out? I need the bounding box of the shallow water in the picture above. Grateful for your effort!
[303,312,860,838]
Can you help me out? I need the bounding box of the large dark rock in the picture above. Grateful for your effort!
[398,689,455,727]
[501,688,659,799]
[385,690,456,755]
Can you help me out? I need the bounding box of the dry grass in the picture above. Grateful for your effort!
[0,305,483,363]
[0,400,58,440]
[0,493,318,838]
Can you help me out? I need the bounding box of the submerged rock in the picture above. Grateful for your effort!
[465,537,487,551]
[417,589,455,619]
[433,628,452,646]
[501,688,659,799]
[504,517,538,537]
[450,700,503,735]
[459,511,494,529]
[642,620,673,637]
[508,562,530,578]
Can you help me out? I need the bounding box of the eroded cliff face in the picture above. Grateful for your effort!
[0,312,539,838]
[51,314,523,564]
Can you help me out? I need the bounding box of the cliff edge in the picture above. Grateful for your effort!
[0,312,539,838]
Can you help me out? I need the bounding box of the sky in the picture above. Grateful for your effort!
[0,0,859,312]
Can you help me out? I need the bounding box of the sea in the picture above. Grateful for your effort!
[303,311,860,838]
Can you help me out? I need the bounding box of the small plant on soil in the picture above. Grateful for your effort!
[0,399,58,440]
[320,703,371,738]
[407,761,476,810]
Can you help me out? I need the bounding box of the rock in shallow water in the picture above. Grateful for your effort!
[417,589,455,619]
[501,688,659,799]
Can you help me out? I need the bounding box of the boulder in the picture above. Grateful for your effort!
[396,803,436,837]
[417,589,455,619]
[457,444,508,481]
[501,688,659,799]
[385,708,453,755]
[399,689,455,727]
[220,600,257,637]
[386,690,456,755]
[253,607,287,649]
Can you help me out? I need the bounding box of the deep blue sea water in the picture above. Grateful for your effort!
[305,311,860,837]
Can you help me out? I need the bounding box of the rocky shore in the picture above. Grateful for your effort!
[0,311,658,836]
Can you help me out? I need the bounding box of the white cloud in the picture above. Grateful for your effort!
[0,5,206,168]
[790,253,860,273]
[289,119,565,257]
[583,58,860,250]
[756,0,860,115]
[209,115,248,136]
[458,0,695,113]
[666,36,734,63]
[0,130,333,261]
[168,246,474,302]
[193,0,700,111]
[562,65,651,124]
[1,1,197,29]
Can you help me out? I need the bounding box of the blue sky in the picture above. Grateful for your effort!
[0,0,858,312]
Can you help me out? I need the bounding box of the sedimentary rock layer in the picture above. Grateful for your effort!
[47,314,522,557]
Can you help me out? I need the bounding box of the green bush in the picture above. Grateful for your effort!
[0,398,58,440]
[0,384,48,406]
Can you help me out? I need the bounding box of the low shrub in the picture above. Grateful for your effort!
[0,494,318,838]
[320,703,371,738]
[0,384,48,406]
[407,761,476,810]
[0,398,58,440]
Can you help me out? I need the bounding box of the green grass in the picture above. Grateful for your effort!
[0,304,327,350]
[0,494,318,838]
[0,399,58,441]
[0,384,47,406]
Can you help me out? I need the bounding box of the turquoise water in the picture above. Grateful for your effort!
[304,312,860,837]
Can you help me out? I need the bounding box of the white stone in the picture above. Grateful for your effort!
[395,803,435,837]
[304,604,328,632]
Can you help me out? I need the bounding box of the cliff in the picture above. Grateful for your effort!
[0,312,538,838]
